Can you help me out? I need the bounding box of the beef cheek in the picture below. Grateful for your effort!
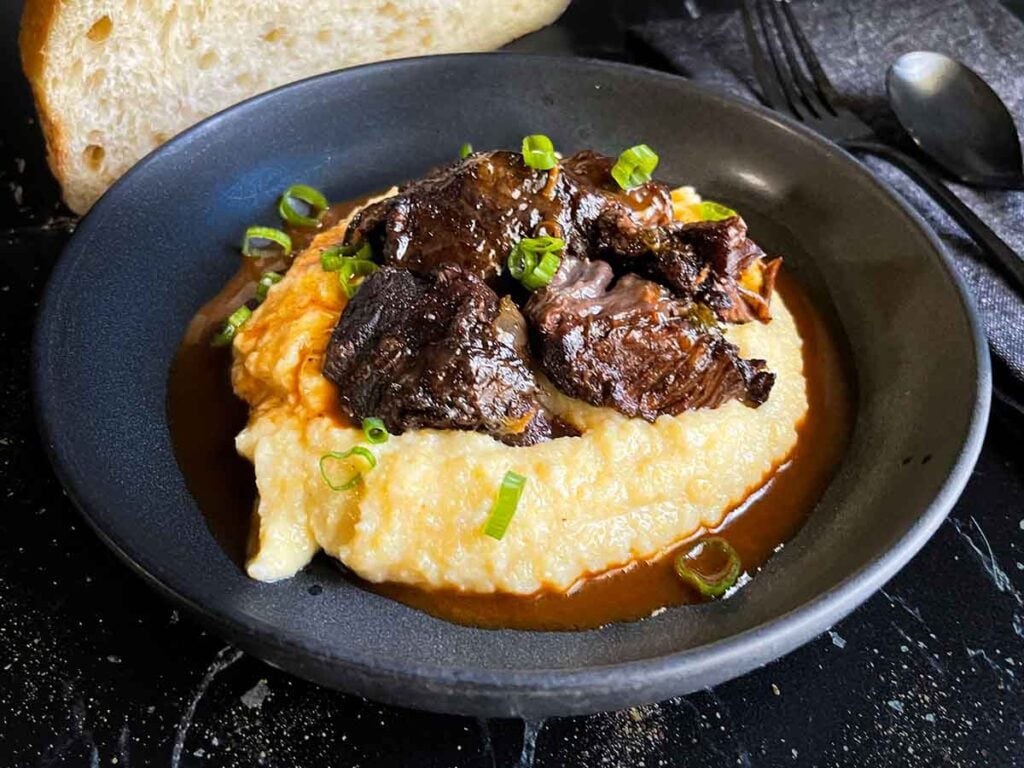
[525,258,775,420]
[322,265,576,446]
[593,213,781,324]
[347,150,777,324]
[345,150,673,287]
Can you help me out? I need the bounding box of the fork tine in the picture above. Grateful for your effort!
[766,0,826,119]
[779,0,841,113]
[753,0,810,121]
[740,0,787,110]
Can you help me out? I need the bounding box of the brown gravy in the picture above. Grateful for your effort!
[166,198,370,564]
[167,202,853,631]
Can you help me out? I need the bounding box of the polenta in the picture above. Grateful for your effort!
[231,195,808,594]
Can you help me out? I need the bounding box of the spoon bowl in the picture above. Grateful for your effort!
[886,51,1024,188]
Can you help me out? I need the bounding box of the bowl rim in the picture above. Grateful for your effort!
[33,52,991,713]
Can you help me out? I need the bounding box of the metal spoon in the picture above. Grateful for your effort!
[864,52,1023,415]
[887,51,1024,189]
[844,51,1024,294]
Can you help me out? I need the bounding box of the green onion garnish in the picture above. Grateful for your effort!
[459,142,473,159]
[521,251,561,291]
[241,226,292,258]
[674,537,742,598]
[321,241,378,296]
[610,144,659,190]
[321,248,344,272]
[361,417,389,444]
[508,236,564,291]
[211,305,252,347]
[319,446,377,491]
[255,271,283,302]
[321,242,372,272]
[521,134,558,171]
[338,258,378,298]
[698,201,738,222]
[483,471,527,540]
[278,184,329,227]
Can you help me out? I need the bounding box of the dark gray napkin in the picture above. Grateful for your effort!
[634,0,1024,390]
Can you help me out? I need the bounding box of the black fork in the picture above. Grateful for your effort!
[742,0,1024,295]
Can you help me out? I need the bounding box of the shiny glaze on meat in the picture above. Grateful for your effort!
[526,258,774,419]
[329,148,783,439]
[594,213,782,324]
[345,150,673,287]
[322,265,576,446]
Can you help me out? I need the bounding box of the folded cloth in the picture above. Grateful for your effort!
[634,0,1024,395]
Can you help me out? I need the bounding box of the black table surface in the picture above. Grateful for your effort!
[3,2,1024,766]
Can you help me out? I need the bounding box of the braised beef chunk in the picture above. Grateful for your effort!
[322,265,577,446]
[525,258,774,420]
[558,150,674,233]
[329,148,781,436]
[345,150,673,287]
[594,214,781,324]
[347,149,779,321]
[345,152,549,285]
[661,217,780,323]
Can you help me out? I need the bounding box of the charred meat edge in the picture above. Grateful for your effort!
[320,149,781,443]
[526,257,775,420]
[322,264,577,446]
[345,149,779,323]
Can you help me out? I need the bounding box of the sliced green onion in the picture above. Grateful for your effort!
[459,142,473,159]
[255,271,283,302]
[319,446,377,491]
[242,226,292,258]
[211,305,252,347]
[361,417,389,444]
[483,471,527,540]
[674,537,742,598]
[321,242,372,272]
[339,258,378,298]
[322,241,378,296]
[524,235,564,254]
[698,200,738,222]
[321,248,344,272]
[345,241,373,260]
[508,236,564,291]
[521,134,558,171]
[610,144,659,190]
[278,184,329,227]
[508,248,535,281]
[521,251,561,291]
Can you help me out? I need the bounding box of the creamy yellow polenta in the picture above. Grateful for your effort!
[231,194,808,594]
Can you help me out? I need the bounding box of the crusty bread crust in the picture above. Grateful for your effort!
[19,1,569,215]
[20,1,66,208]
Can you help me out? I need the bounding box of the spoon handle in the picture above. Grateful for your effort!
[842,139,1024,296]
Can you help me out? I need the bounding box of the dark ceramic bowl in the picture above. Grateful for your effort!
[34,55,989,717]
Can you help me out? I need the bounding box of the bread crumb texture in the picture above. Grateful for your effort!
[19,0,569,213]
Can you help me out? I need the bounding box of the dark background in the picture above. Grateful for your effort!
[3,1,1024,765]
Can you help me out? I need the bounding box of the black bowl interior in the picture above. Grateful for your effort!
[33,54,989,717]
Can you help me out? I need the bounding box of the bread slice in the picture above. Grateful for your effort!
[20,0,568,214]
